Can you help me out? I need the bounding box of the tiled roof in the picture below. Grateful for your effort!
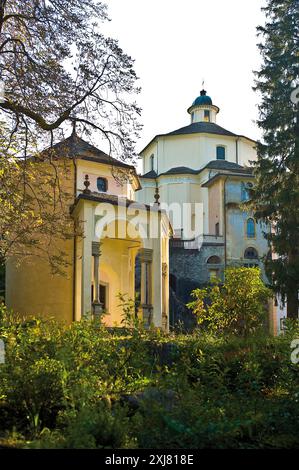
[160,167,199,176]
[204,160,252,172]
[166,122,237,138]
[202,171,254,187]
[74,191,163,213]
[40,132,135,170]
[139,123,256,154]
[141,170,158,179]
[140,161,253,179]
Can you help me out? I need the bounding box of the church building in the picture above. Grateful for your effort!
[6,89,280,333]
[136,90,270,328]
[6,133,171,330]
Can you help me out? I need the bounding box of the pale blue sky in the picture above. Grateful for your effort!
[102,0,266,151]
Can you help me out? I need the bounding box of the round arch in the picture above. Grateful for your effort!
[207,255,221,264]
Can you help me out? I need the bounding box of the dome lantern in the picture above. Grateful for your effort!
[187,89,220,124]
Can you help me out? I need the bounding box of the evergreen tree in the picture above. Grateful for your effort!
[251,0,299,318]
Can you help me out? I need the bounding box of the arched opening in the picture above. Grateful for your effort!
[207,255,221,264]
[207,255,221,281]
[244,247,258,259]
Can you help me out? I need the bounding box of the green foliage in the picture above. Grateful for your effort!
[187,267,271,336]
[1,304,299,449]
[117,293,143,331]
[0,265,4,302]
[132,332,299,449]
[29,403,135,449]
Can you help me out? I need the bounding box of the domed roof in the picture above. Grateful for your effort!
[192,89,212,106]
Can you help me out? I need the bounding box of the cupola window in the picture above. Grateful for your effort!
[204,110,210,122]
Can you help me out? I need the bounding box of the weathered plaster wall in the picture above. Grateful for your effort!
[6,160,75,323]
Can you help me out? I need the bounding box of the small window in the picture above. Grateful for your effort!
[100,284,107,310]
[150,154,154,171]
[244,247,258,259]
[191,112,195,123]
[241,182,253,201]
[216,146,225,160]
[97,177,107,192]
[246,218,255,238]
[91,284,108,310]
[204,110,210,122]
[215,222,220,236]
[207,255,221,264]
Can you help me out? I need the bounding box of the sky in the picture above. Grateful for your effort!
[102,0,266,153]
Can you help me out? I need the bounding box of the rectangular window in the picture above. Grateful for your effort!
[150,154,154,172]
[204,110,210,122]
[246,218,255,238]
[216,146,225,160]
[97,177,108,192]
[91,284,107,310]
[100,284,106,309]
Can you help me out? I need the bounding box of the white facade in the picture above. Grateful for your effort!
[136,90,257,240]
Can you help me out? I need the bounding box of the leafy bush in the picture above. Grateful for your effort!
[1,304,299,449]
[187,267,271,336]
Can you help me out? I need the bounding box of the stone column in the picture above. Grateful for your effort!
[139,248,153,328]
[81,204,93,319]
[92,241,103,319]
[162,262,168,332]
[152,228,163,329]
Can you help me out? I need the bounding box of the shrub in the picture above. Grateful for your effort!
[187,267,271,336]
[1,304,299,449]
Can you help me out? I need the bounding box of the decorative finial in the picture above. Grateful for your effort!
[83,174,91,194]
[201,79,207,96]
[154,185,160,206]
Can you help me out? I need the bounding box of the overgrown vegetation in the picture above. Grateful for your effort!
[0,300,299,449]
[187,267,271,336]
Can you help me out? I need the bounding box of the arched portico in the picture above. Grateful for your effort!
[73,194,170,331]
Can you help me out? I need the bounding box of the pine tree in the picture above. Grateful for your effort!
[251,0,299,319]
